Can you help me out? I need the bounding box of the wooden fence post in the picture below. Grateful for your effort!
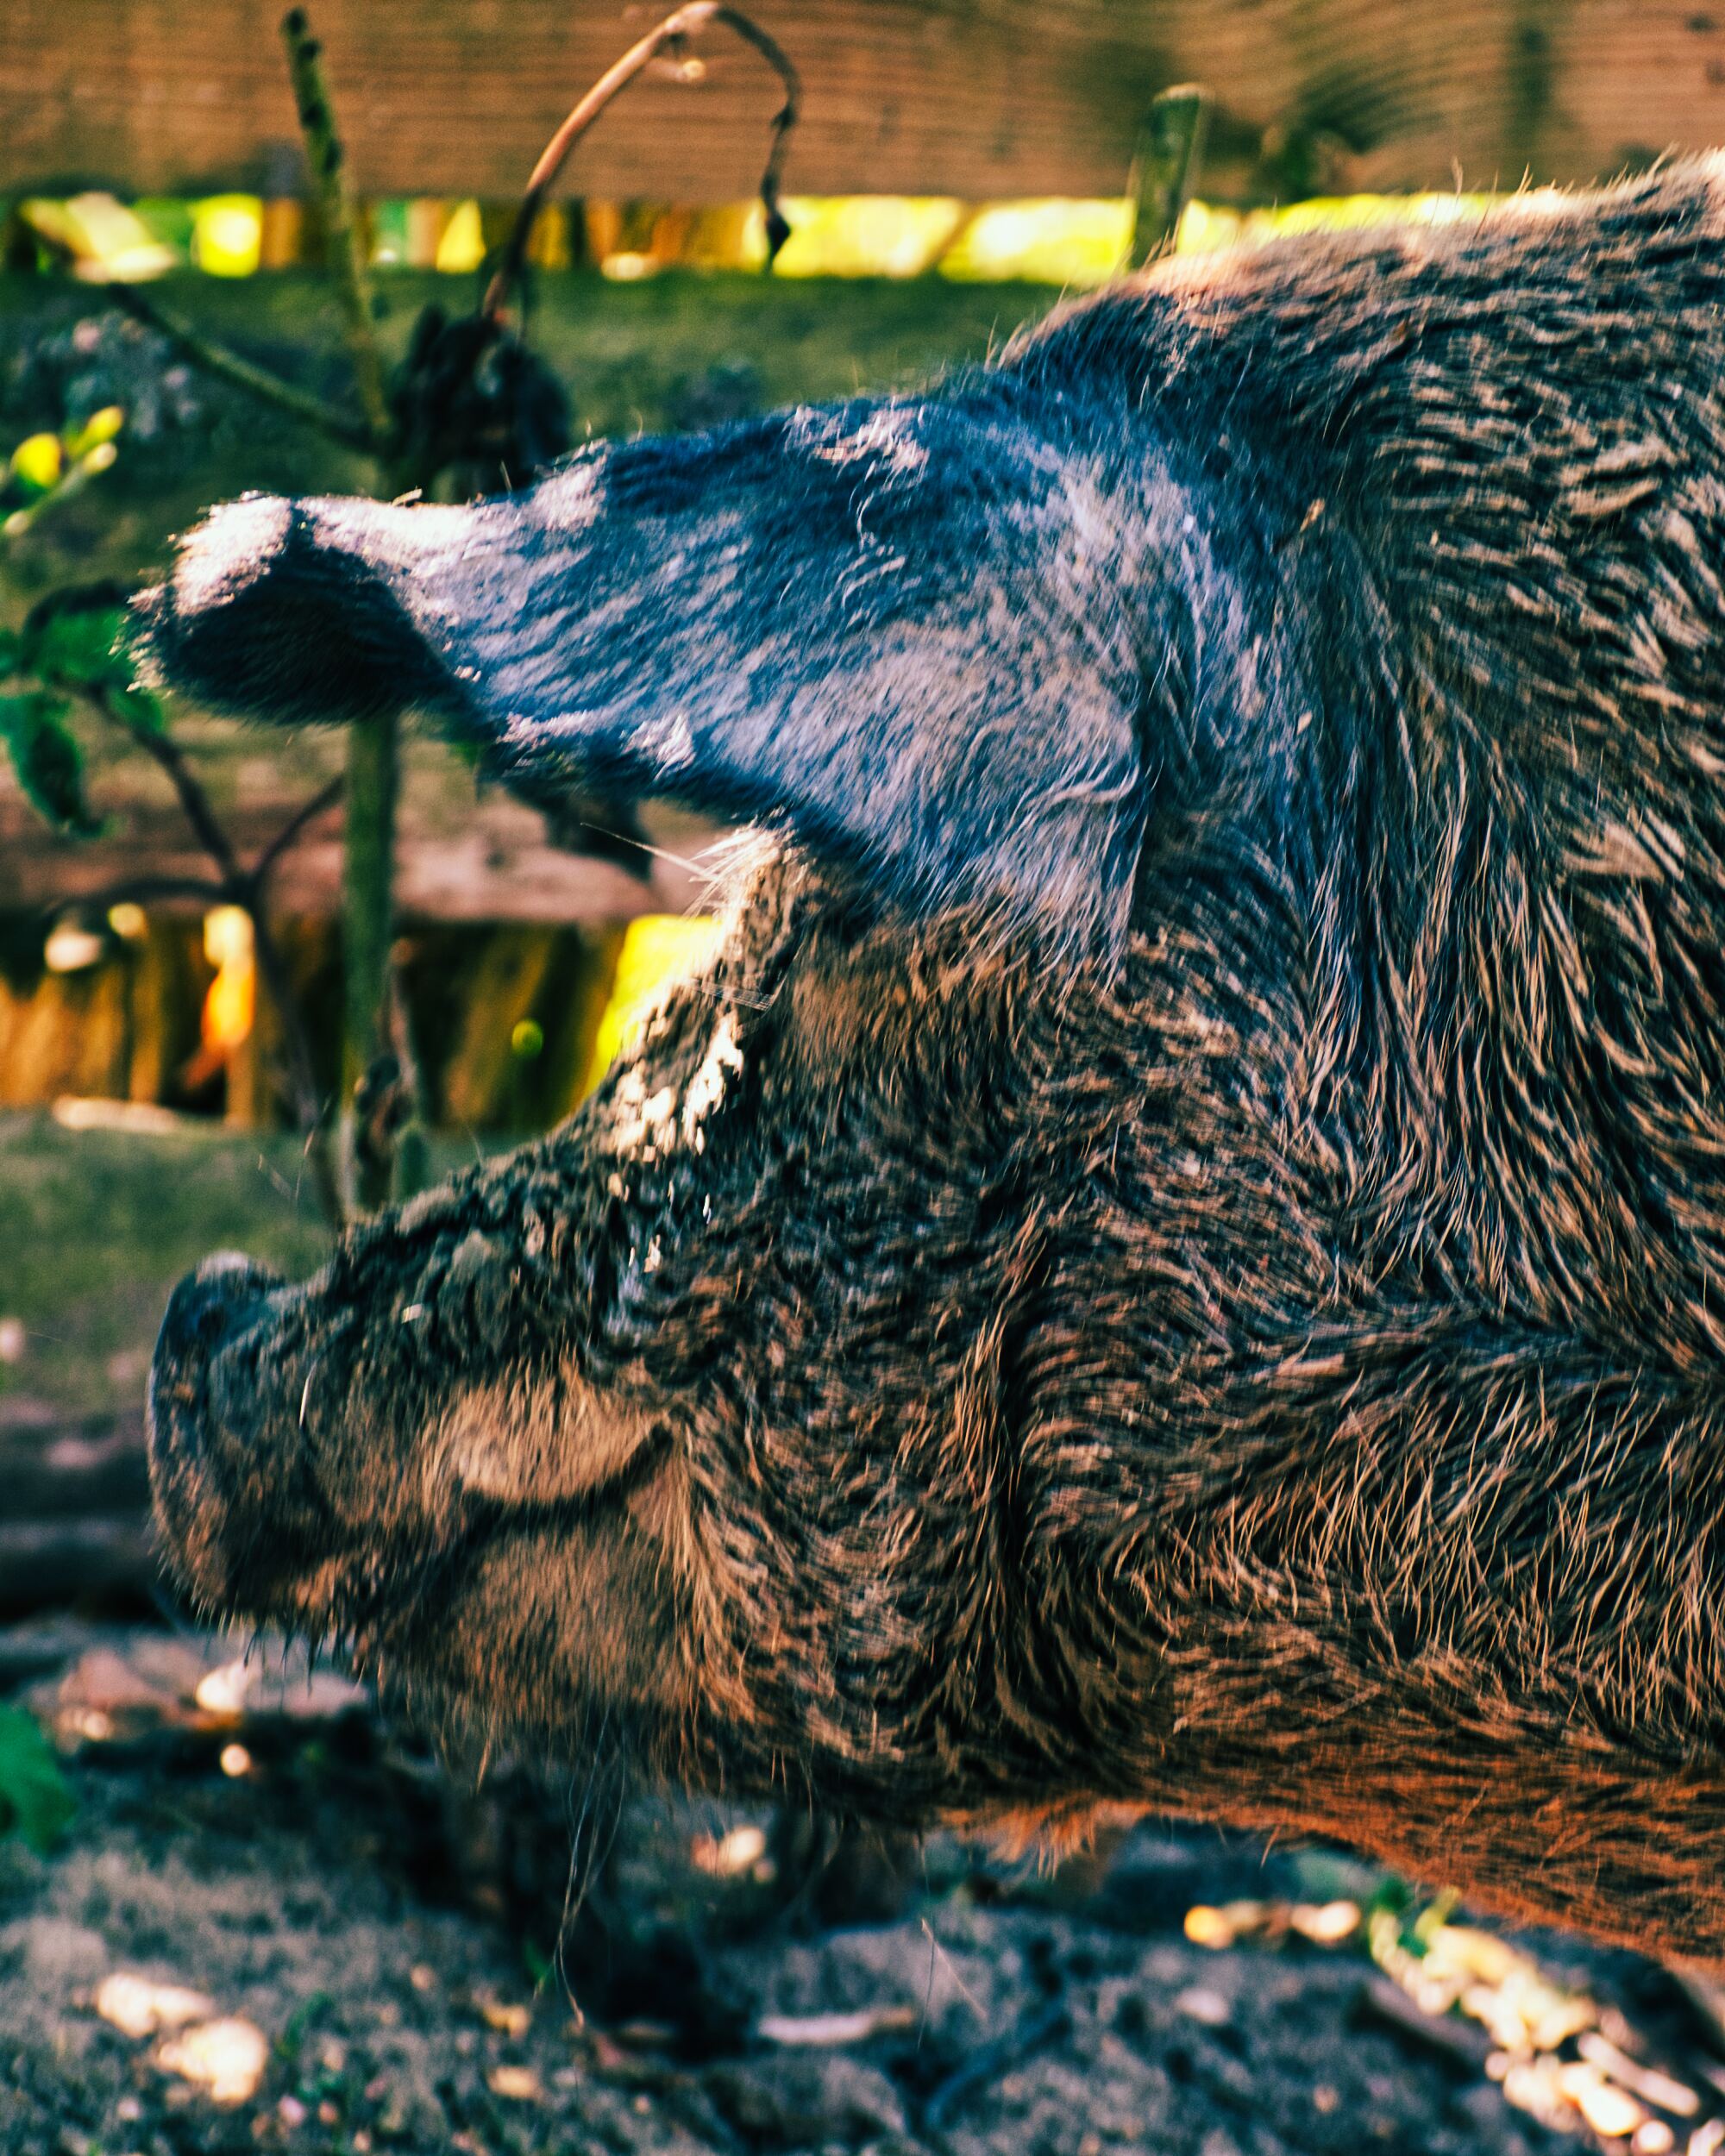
[1126,84,1211,270]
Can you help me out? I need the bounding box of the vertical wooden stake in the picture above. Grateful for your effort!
[280,7,390,441]
[339,711,398,1210]
[1126,84,1212,270]
[282,7,413,1213]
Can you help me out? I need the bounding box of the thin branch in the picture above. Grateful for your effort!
[280,5,392,446]
[106,281,373,451]
[98,695,243,882]
[1,439,118,542]
[27,26,380,455]
[721,4,800,254]
[85,689,346,1226]
[482,0,801,325]
[252,774,343,885]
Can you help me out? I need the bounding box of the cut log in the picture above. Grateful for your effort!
[0,960,130,1106]
[0,1401,154,1615]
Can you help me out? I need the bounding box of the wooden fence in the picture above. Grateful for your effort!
[9,0,1725,1126]
[7,2,1725,208]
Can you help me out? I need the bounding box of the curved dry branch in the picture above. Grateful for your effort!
[86,691,345,1224]
[251,774,343,887]
[482,0,801,326]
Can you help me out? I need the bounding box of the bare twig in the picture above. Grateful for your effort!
[88,691,345,1225]
[105,281,373,450]
[482,0,800,324]
[280,5,392,445]
[251,774,343,884]
[24,17,385,458]
[29,16,380,459]
[18,217,369,448]
[101,699,242,881]
[918,1999,1070,2136]
[1,441,119,542]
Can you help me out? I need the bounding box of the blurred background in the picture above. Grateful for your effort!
[7,6,1725,2153]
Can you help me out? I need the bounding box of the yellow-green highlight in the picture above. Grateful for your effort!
[581,915,724,1099]
[12,186,1517,288]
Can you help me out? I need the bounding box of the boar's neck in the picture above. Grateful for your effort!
[1002,200,1725,1964]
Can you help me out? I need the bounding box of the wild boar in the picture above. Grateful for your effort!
[141,159,1725,1967]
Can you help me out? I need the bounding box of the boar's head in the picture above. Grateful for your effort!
[139,173,1725,1969]
[139,367,1275,1822]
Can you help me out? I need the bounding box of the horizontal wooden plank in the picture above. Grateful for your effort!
[6,2,1725,205]
[0,797,706,924]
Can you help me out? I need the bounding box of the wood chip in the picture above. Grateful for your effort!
[486,2065,542,2102]
[156,2017,269,2105]
[756,2006,917,2047]
[480,1999,530,2037]
[1578,2031,1701,2119]
[95,1973,216,2040]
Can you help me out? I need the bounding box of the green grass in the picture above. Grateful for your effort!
[0,1114,496,1419]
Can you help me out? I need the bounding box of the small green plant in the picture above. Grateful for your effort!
[0,407,131,836]
[0,577,154,836]
[0,403,123,542]
[0,1702,74,1853]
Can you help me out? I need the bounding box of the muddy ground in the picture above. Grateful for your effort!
[3,1623,1722,2156]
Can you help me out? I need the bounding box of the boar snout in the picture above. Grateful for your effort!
[155,1251,280,1369]
[144,1173,698,1756]
[148,1252,314,1610]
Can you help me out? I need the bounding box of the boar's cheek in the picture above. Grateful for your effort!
[396,1501,693,1741]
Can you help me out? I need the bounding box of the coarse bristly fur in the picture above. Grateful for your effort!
[141,157,1725,1967]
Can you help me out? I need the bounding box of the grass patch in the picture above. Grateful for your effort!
[0,1113,489,1418]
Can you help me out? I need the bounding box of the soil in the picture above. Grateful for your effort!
[3,1624,1722,2156]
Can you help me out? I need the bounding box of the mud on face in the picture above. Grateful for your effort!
[147,850,1081,1802]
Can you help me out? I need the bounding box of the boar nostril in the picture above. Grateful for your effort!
[157,1252,284,1370]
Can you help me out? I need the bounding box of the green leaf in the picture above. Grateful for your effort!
[0,627,20,683]
[112,681,168,734]
[0,1703,73,1854]
[22,596,134,694]
[0,690,101,836]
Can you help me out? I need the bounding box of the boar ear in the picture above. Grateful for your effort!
[136,397,1156,957]
[133,494,462,727]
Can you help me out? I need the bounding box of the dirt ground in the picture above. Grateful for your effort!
[3,1625,1722,2156]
